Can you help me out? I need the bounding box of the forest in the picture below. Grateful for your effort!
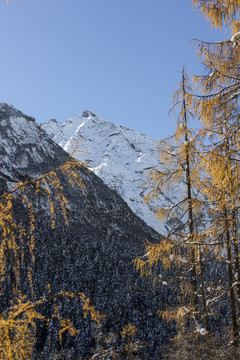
[1,0,240,359]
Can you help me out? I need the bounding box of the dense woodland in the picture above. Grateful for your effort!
[2,0,240,359]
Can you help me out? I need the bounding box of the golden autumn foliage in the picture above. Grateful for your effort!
[5,0,240,357]
[191,1,240,350]
[191,0,240,29]
[0,290,105,360]
[0,157,106,359]
[0,154,141,359]
[0,158,86,296]
[120,324,143,360]
[136,1,240,357]
[135,70,212,352]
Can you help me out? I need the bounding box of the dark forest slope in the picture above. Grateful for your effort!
[0,104,174,359]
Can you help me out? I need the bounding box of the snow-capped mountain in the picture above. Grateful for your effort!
[0,103,173,358]
[0,103,67,186]
[42,110,181,234]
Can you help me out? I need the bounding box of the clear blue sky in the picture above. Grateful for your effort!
[0,0,228,139]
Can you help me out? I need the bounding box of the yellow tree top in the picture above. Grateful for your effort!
[192,0,240,31]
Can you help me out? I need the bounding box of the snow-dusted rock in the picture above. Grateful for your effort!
[0,103,172,359]
[42,110,181,234]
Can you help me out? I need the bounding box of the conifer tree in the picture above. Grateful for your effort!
[135,69,211,354]
[199,126,240,348]
[190,0,240,349]
[0,158,105,359]
[179,0,240,354]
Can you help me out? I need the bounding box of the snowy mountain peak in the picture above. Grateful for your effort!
[42,111,182,234]
[0,102,35,122]
[82,109,97,118]
[0,104,163,359]
[0,102,16,111]
[49,118,58,123]
[0,105,67,184]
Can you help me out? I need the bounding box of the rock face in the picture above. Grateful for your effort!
[0,104,173,359]
[42,110,183,235]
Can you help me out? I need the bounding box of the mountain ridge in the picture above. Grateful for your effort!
[0,103,172,358]
[42,110,183,235]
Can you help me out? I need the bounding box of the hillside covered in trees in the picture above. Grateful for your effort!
[1,0,240,359]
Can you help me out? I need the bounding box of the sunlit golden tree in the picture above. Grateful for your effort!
[191,0,240,350]
[191,0,240,29]
[135,70,212,356]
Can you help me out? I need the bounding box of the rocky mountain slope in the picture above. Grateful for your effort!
[42,110,182,235]
[0,103,174,359]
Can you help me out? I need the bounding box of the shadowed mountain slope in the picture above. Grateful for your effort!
[0,104,174,359]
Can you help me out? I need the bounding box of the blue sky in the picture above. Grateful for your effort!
[0,0,228,139]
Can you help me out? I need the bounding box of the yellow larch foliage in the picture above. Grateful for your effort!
[134,239,172,278]
[0,290,105,359]
[159,305,192,324]
[191,0,240,29]
[79,292,106,325]
[119,324,145,360]
[186,0,240,348]
[136,70,212,348]
[120,324,138,339]
[0,158,102,357]
[0,157,86,294]
[0,294,44,360]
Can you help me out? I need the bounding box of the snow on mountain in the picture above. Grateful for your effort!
[42,110,182,234]
[0,103,67,183]
[0,103,170,358]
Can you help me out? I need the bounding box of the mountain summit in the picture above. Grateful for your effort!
[42,111,181,234]
[0,103,171,358]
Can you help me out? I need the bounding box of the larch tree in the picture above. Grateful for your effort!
[190,0,240,350]
[199,113,240,347]
[135,69,212,357]
[191,0,240,29]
